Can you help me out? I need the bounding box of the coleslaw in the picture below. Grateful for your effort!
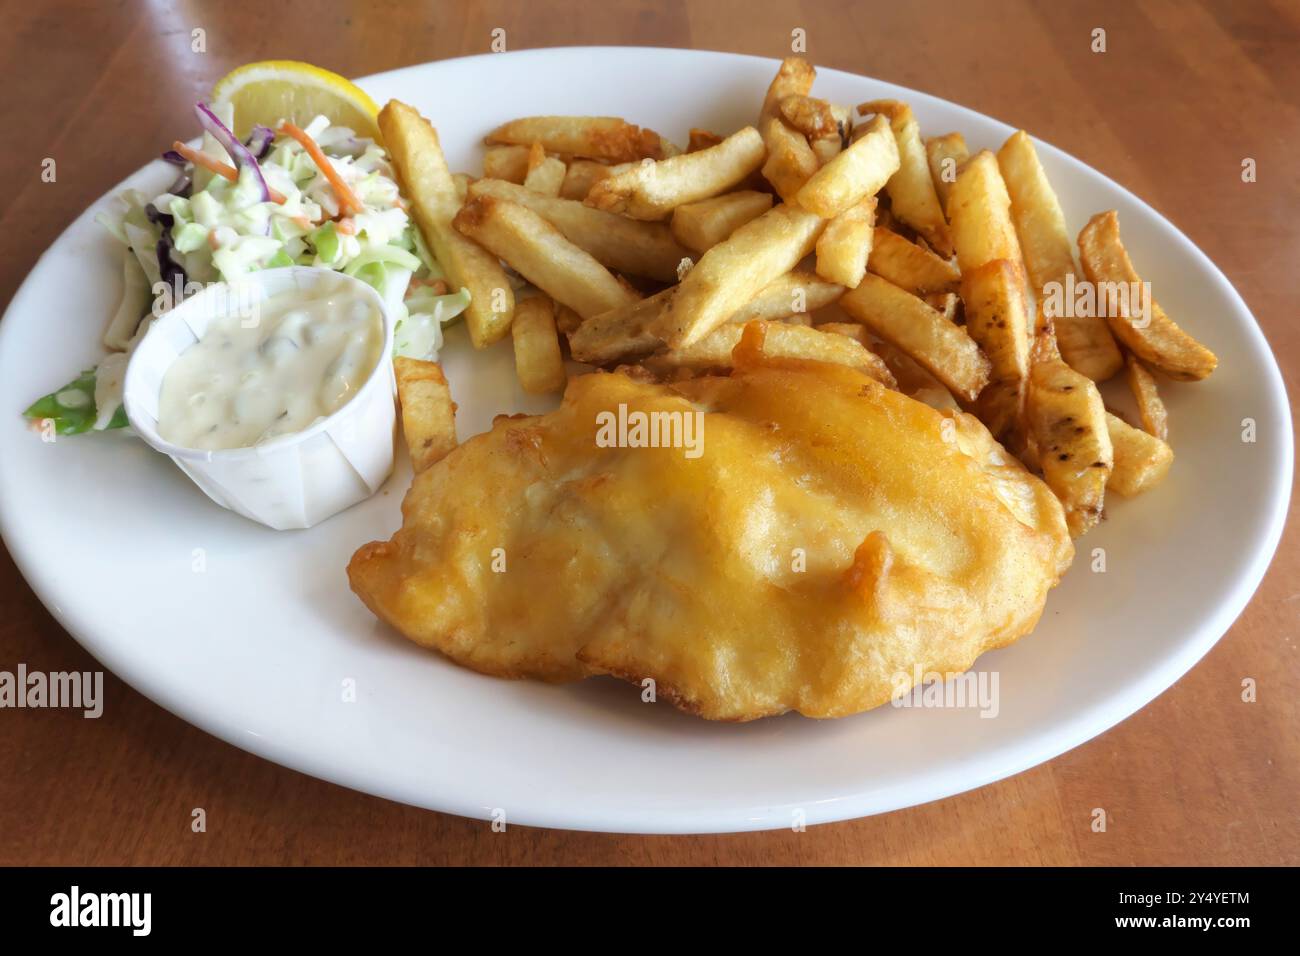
[25,102,469,435]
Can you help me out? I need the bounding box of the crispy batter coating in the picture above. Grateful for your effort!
[349,362,1073,720]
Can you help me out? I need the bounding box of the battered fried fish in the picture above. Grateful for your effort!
[348,360,1073,720]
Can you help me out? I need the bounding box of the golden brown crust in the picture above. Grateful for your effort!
[348,363,1073,720]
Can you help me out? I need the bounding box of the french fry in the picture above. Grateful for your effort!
[671,190,773,254]
[554,303,583,337]
[569,288,675,365]
[688,128,724,152]
[1125,354,1168,440]
[997,130,1122,381]
[523,142,566,196]
[560,159,611,200]
[815,197,876,288]
[394,357,457,473]
[867,227,960,294]
[760,116,820,202]
[482,144,531,183]
[468,178,690,282]
[1106,411,1174,496]
[485,115,655,163]
[866,339,960,410]
[960,259,1032,439]
[858,100,951,255]
[946,150,1024,275]
[815,321,870,344]
[811,137,842,165]
[728,269,844,323]
[453,196,638,320]
[512,295,567,394]
[380,101,514,348]
[586,126,766,220]
[779,94,846,140]
[839,274,991,403]
[655,202,827,348]
[645,320,895,386]
[925,132,969,211]
[1027,357,1112,536]
[1078,210,1217,381]
[925,291,960,323]
[795,114,900,219]
[760,56,816,123]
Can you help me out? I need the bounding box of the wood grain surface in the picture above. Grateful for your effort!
[0,0,1296,865]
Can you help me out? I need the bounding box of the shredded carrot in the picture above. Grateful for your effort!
[409,277,449,295]
[171,141,286,203]
[278,123,363,216]
[335,217,357,236]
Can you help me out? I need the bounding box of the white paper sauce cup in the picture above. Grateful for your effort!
[123,267,397,531]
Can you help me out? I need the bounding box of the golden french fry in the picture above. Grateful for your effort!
[523,143,566,196]
[1106,411,1174,496]
[559,159,611,200]
[482,144,531,183]
[960,259,1032,438]
[945,150,1024,275]
[925,132,969,211]
[1027,357,1112,536]
[728,269,844,323]
[760,57,816,123]
[925,291,960,323]
[586,126,766,220]
[671,190,773,254]
[453,196,638,320]
[656,202,826,348]
[512,296,567,394]
[995,131,1073,293]
[568,288,675,365]
[1125,354,1168,440]
[839,274,991,403]
[554,303,583,337]
[811,137,842,165]
[394,357,457,473]
[867,227,960,294]
[779,94,844,140]
[795,114,900,219]
[867,339,960,410]
[815,197,876,288]
[997,130,1122,381]
[468,178,690,282]
[1078,211,1217,381]
[485,115,654,163]
[645,320,895,386]
[815,321,869,343]
[688,129,725,152]
[380,100,514,348]
[760,116,820,202]
[858,100,950,255]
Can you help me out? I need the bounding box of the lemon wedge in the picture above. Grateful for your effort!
[210,60,380,141]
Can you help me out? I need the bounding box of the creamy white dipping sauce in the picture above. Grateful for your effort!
[156,281,384,450]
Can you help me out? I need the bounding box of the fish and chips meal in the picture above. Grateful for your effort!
[30,57,1218,720]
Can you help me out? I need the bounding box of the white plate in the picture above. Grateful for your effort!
[0,48,1291,834]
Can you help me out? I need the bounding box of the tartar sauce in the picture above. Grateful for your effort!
[157,281,383,450]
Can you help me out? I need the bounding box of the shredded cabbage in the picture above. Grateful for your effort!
[29,113,471,435]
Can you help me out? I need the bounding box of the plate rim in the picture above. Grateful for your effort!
[0,45,1292,834]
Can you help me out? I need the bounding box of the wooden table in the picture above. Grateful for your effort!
[1,0,1295,865]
